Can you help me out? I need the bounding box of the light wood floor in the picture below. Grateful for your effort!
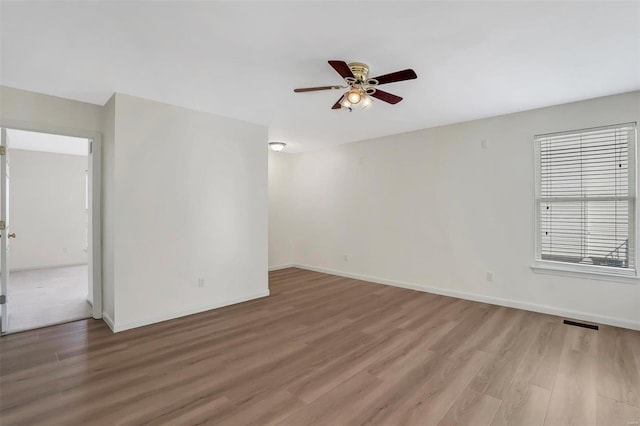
[1,267,639,425]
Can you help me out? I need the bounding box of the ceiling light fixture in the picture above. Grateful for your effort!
[361,94,373,109]
[346,89,362,104]
[268,142,287,152]
[294,61,417,111]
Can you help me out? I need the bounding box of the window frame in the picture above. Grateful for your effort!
[532,122,639,279]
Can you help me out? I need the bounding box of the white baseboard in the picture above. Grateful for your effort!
[10,262,88,273]
[293,264,640,331]
[109,290,270,333]
[102,311,115,332]
[269,264,295,271]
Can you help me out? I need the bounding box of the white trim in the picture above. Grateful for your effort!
[631,126,639,279]
[89,136,102,319]
[9,262,88,273]
[531,262,639,284]
[109,290,270,333]
[269,264,295,271]
[0,119,103,320]
[102,311,115,332]
[291,264,640,331]
[294,264,426,292]
[534,121,637,138]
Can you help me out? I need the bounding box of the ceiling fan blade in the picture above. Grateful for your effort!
[372,69,417,85]
[331,96,344,110]
[371,89,403,105]
[328,60,355,79]
[294,85,342,93]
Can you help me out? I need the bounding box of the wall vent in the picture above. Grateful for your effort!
[563,319,599,330]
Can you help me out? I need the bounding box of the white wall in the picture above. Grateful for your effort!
[271,91,640,330]
[268,150,294,268]
[1,87,270,332]
[0,86,103,134]
[1,86,103,314]
[8,149,88,270]
[101,94,116,323]
[110,94,268,331]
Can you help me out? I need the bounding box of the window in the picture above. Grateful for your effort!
[534,123,637,277]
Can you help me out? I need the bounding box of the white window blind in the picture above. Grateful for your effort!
[534,123,637,275]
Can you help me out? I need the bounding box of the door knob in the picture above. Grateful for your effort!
[8,233,15,239]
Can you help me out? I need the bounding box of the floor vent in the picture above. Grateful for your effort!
[563,319,598,330]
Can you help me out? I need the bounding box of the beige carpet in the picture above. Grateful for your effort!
[7,265,91,333]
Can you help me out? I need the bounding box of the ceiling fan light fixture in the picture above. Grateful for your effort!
[346,89,362,104]
[268,142,287,152]
[361,94,373,109]
[293,60,417,111]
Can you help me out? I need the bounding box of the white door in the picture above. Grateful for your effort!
[1,128,10,333]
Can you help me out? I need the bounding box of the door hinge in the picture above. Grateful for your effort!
[0,146,5,155]
[0,221,5,231]
[0,295,5,305]
[89,141,93,154]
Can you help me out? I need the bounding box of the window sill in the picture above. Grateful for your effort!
[531,262,639,284]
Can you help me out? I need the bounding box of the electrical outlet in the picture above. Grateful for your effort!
[343,254,349,262]
[481,139,488,149]
[198,278,205,288]
[486,271,494,282]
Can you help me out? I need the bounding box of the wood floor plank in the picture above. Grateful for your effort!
[490,383,551,426]
[218,390,304,426]
[275,371,382,426]
[528,320,567,390]
[392,349,490,425]
[149,395,232,426]
[349,348,489,425]
[366,320,454,380]
[469,311,541,399]
[438,388,502,426]
[489,318,561,426]
[596,395,640,426]
[544,325,598,426]
[286,329,412,404]
[0,267,638,426]
[598,325,640,407]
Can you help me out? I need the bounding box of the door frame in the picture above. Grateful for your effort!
[0,119,102,320]
[1,128,9,332]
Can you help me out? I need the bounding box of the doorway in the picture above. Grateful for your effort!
[0,127,102,334]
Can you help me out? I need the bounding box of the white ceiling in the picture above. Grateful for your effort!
[7,129,88,156]
[1,2,639,153]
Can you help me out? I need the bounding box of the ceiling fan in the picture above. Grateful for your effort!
[294,60,417,111]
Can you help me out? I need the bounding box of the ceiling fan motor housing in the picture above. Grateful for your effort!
[347,62,379,89]
[348,62,370,81]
